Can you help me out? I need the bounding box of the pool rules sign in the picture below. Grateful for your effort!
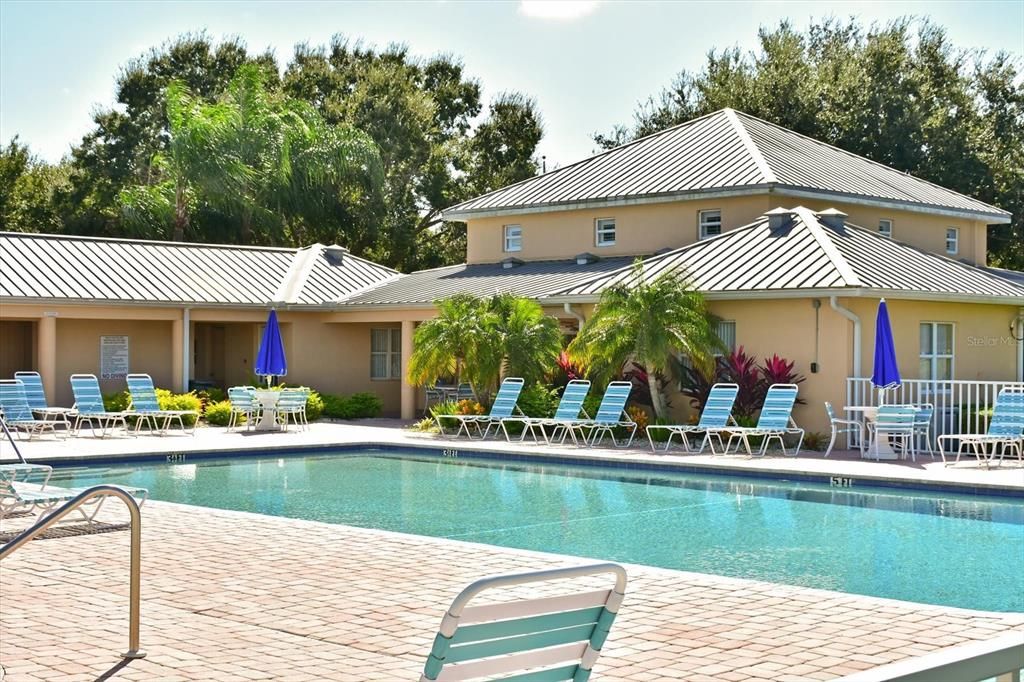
[100,335,130,379]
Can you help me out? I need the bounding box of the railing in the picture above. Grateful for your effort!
[835,632,1023,682]
[0,417,27,463]
[0,485,146,660]
[846,378,1024,443]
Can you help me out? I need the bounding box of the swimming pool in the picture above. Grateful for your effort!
[48,450,1024,612]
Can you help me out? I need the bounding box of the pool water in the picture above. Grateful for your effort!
[49,451,1024,612]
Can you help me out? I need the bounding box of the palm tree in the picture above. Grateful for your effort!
[488,293,563,385]
[407,295,499,396]
[567,259,721,420]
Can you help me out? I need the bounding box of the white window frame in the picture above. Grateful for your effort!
[503,224,522,253]
[919,321,955,382]
[594,218,616,247]
[715,320,736,356]
[878,219,893,238]
[370,328,402,381]
[698,209,722,240]
[945,227,959,254]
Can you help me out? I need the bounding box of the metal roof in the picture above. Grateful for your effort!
[444,109,1009,222]
[547,207,1024,303]
[0,232,399,307]
[337,256,637,307]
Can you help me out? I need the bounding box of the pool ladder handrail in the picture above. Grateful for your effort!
[0,417,28,463]
[0,484,146,660]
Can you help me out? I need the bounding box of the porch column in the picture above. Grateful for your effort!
[171,318,184,392]
[37,315,57,404]
[400,320,415,420]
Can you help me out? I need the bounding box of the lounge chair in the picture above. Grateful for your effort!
[276,387,309,431]
[126,373,197,435]
[569,381,637,448]
[0,464,148,527]
[500,380,591,444]
[0,379,62,440]
[436,378,525,440]
[721,383,804,456]
[420,562,627,682]
[937,388,1024,468]
[69,374,130,437]
[646,383,739,453]
[227,386,260,431]
[14,371,73,429]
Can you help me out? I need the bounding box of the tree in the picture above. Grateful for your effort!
[1,137,72,233]
[567,260,721,420]
[595,17,1024,269]
[407,294,562,404]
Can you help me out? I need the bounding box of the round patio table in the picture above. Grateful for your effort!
[253,390,283,432]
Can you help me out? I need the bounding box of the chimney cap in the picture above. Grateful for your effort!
[323,244,349,263]
[764,207,796,216]
[814,208,848,229]
[814,208,848,218]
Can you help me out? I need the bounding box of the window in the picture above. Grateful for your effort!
[716,320,736,355]
[503,224,522,252]
[919,322,954,381]
[371,328,402,380]
[878,219,893,238]
[595,218,616,247]
[699,210,722,240]
[945,228,959,254]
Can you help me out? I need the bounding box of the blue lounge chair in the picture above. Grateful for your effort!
[500,380,591,444]
[420,562,627,682]
[0,379,62,440]
[13,371,73,429]
[722,383,804,456]
[937,388,1024,467]
[69,374,129,438]
[0,464,148,526]
[436,378,525,440]
[126,373,198,435]
[646,383,739,453]
[567,381,637,448]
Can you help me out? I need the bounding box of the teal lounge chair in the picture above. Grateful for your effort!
[227,386,260,431]
[646,382,739,453]
[420,562,627,682]
[722,383,804,456]
[436,378,525,440]
[276,387,310,431]
[69,374,129,438]
[500,380,591,444]
[0,379,62,440]
[569,381,637,448]
[126,373,197,435]
[937,387,1024,468]
[14,371,73,429]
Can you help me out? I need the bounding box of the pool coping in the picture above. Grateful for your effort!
[29,436,1024,499]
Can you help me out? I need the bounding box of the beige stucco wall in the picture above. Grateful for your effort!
[465,194,989,266]
[0,320,34,379]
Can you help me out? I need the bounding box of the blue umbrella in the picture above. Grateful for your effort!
[255,309,287,386]
[871,298,901,402]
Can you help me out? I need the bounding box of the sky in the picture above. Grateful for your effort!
[1,0,1022,169]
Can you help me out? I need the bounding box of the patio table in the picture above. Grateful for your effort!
[846,406,900,460]
[253,390,283,432]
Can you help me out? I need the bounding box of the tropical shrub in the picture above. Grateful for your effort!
[305,390,324,421]
[681,347,806,421]
[409,416,439,433]
[156,388,202,426]
[347,392,382,418]
[455,399,486,416]
[517,382,560,418]
[321,394,350,418]
[204,400,234,426]
[197,387,226,406]
[622,362,673,411]
[627,405,650,433]
[801,432,829,451]
[430,399,464,431]
[582,393,603,420]
[647,416,673,442]
[104,390,131,412]
[549,350,584,390]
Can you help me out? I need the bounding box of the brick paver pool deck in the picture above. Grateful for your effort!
[2,423,1023,680]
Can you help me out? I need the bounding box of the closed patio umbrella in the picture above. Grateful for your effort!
[255,309,287,387]
[871,298,901,403]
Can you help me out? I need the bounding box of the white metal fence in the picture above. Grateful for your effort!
[846,378,1024,441]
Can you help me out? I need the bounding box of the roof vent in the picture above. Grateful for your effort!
[654,247,674,256]
[575,252,600,265]
[324,244,349,264]
[764,207,796,231]
[814,208,848,230]
[501,257,525,270]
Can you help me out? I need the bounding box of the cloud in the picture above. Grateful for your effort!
[518,1,600,20]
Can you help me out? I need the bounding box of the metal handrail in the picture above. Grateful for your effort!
[0,484,146,659]
[0,417,27,463]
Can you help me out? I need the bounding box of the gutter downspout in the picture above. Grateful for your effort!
[563,303,585,330]
[1017,308,1023,382]
[182,307,191,392]
[830,296,861,378]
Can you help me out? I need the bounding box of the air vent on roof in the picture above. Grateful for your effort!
[764,207,796,231]
[501,257,525,269]
[324,244,349,264]
[575,252,600,265]
[814,208,848,230]
[654,247,674,255]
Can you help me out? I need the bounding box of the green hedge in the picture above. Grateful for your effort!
[321,392,383,419]
[205,400,235,426]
